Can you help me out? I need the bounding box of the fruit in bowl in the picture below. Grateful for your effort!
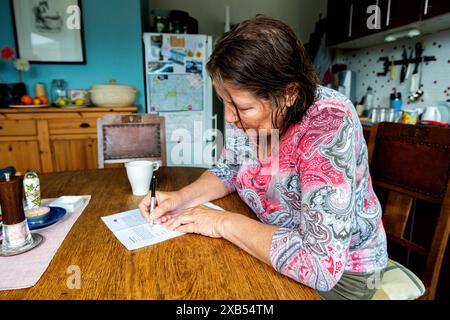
[25,206,51,224]
[55,98,70,106]
[18,95,49,106]
[21,95,33,105]
[38,96,49,104]
[74,98,86,105]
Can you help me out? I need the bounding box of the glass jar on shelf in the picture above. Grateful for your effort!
[50,79,68,106]
[154,16,168,33]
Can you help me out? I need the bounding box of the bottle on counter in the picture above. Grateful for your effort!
[34,83,46,98]
[356,96,365,116]
[364,87,374,112]
[390,88,403,110]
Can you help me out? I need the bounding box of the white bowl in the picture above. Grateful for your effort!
[89,81,136,107]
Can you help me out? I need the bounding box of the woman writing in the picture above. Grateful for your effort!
[139,17,387,300]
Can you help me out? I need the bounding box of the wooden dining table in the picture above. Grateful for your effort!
[0,167,319,300]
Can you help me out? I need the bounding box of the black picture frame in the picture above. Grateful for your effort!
[10,0,87,64]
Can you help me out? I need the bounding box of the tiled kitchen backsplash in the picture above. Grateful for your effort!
[334,29,450,109]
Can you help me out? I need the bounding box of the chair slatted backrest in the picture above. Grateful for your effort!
[97,114,166,168]
[368,123,450,299]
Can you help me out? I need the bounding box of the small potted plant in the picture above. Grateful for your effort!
[0,46,29,106]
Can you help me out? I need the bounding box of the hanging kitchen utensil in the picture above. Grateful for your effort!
[408,43,424,103]
[390,56,395,81]
[416,56,425,99]
[405,48,414,80]
[412,42,423,75]
[408,72,420,103]
[400,48,407,83]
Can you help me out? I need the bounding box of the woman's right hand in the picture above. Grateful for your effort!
[138,191,186,224]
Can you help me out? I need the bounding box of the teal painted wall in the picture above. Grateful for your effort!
[0,0,146,112]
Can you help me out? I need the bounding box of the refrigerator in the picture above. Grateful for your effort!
[143,33,216,168]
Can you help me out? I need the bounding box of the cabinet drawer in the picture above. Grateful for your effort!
[0,120,37,136]
[48,119,98,135]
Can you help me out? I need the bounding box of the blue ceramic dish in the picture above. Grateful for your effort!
[27,206,67,230]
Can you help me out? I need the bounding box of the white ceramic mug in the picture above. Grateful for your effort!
[125,160,160,196]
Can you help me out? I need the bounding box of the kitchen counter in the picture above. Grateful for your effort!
[358,117,374,142]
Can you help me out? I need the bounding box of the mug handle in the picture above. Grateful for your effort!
[152,162,160,171]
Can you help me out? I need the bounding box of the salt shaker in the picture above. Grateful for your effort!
[23,171,41,210]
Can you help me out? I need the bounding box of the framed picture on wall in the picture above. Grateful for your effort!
[10,0,86,64]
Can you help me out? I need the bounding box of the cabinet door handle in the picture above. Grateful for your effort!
[424,0,429,15]
[0,125,3,130]
[348,3,354,38]
[80,123,91,128]
[386,0,391,26]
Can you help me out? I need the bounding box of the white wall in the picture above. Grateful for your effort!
[146,0,327,43]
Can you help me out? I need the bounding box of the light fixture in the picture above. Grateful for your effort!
[407,29,421,38]
[385,35,397,42]
[384,28,421,42]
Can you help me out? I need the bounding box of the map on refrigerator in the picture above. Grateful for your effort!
[148,74,204,112]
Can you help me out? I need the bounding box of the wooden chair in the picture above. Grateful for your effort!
[367,122,450,300]
[97,114,166,168]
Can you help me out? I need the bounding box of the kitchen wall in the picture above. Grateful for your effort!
[0,0,146,112]
[334,29,450,109]
[146,0,328,43]
[146,0,327,133]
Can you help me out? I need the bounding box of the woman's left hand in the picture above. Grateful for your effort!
[161,205,229,238]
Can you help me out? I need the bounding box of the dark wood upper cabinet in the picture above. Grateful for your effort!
[384,0,423,29]
[422,0,450,19]
[326,0,450,47]
[326,0,353,46]
[351,0,390,39]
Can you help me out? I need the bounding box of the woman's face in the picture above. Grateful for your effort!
[214,81,274,133]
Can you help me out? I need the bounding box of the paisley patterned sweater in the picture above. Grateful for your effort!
[208,86,388,292]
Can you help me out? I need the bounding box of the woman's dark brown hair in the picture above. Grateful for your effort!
[206,16,318,136]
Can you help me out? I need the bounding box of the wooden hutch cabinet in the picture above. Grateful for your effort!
[0,106,138,174]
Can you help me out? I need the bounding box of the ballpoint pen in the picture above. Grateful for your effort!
[149,175,157,226]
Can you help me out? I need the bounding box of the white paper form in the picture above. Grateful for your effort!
[101,202,224,251]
